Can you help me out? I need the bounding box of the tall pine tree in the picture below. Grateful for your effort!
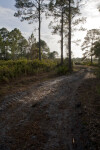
[14,0,46,60]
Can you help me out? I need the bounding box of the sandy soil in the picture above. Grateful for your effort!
[0,67,96,150]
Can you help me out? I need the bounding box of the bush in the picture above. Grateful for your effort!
[57,65,69,75]
[0,59,57,82]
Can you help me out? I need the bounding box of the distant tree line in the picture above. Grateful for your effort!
[0,28,58,60]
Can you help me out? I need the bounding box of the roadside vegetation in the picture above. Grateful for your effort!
[0,57,71,99]
[0,58,72,82]
[0,59,57,83]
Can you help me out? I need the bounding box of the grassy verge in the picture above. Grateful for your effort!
[0,70,58,101]
[0,59,56,99]
[0,59,71,99]
[0,59,71,100]
[0,59,57,83]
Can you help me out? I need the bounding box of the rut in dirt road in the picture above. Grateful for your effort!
[0,68,94,150]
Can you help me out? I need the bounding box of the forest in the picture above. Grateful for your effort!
[0,0,100,150]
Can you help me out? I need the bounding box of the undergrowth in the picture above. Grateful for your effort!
[0,59,57,83]
[56,65,69,75]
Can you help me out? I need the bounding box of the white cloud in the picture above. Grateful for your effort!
[81,0,100,20]
[0,6,34,33]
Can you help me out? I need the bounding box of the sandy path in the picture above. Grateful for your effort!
[0,68,94,150]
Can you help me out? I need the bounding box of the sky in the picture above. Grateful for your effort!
[0,0,100,58]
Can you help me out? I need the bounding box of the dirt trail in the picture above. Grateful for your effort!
[0,68,95,150]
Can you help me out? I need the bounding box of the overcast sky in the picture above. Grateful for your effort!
[0,0,100,58]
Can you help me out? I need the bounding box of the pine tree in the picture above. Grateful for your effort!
[48,0,69,65]
[48,0,84,70]
[82,29,100,64]
[14,0,46,60]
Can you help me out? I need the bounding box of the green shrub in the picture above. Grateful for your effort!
[57,65,69,75]
[0,59,57,82]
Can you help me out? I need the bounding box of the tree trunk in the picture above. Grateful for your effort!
[91,40,93,64]
[91,55,92,64]
[91,47,93,64]
[61,9,64,65]
[39,0,41,61]
[68,0,72,71]
[5,49,7,60]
